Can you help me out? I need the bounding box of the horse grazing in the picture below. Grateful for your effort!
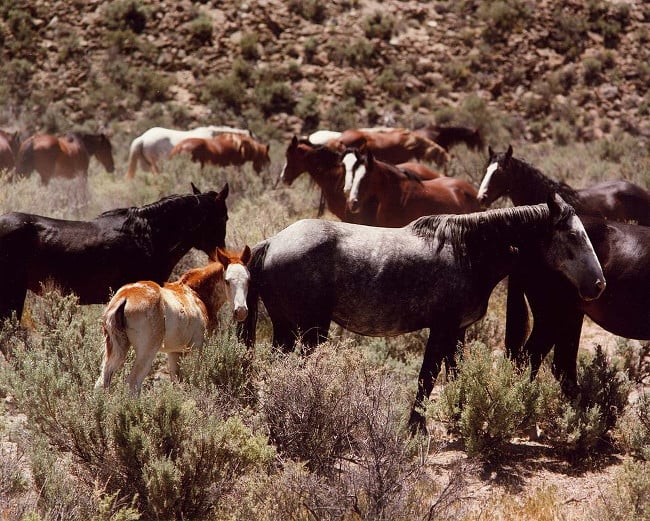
[0,129,20,171]
[126,125,253,178]
[343,148,480,227]
[14,132,115,184]
[0,183,230,321]
[97,245,251,393]
[169,133,270,173]
[505,216,650,394]
[414,125,485,152]
[478,145,650,225]
[241,194,605,431]
[331,127,450,167]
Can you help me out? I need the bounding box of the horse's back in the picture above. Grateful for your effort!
[579,179,650,224]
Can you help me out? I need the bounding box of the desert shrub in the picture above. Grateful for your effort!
[583,56,603,85]
[552,122,573,146]
[201,74,248,112]
[103,0,147,33]
[133,68,171,104]
[435,342,540,459]
[303,36,317,63]
[376,68,406,100]
[187,11,213,46]
[478,0,531,44]
[342,77,366,104]
[616,392,650,460]
[541,346,630,456]
[294,91,321,133]
[590,460,650,521]
[254,79,295,117]
[288,0,326,23]
[240,32,260,60]
[363,11,395,41]
[0,58,33,99]
[615,339,650,385]
[328,37,376,67]
[547,9,587,60]
[325,97,359,130]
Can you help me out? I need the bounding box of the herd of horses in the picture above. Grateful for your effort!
[0,122,648,433]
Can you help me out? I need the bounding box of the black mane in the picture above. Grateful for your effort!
[507,156,581,208]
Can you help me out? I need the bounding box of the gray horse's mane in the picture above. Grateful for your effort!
[410,204,560,262]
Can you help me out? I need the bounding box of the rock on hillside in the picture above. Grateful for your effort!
[1,0,648,142]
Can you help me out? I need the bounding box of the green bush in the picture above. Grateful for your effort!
[479,0,531,44]
[363,11,395,41]
[133,68,172,104]
[616,392,650,461]
[294,91,321,133]
[288,0,326,23]
[435,342,540,459]
[240,32,260,60]
[590,460,650,520]
[201,74,248,112]
[103,0,148,33]
[254,80,295,117]
[187,12,213,46]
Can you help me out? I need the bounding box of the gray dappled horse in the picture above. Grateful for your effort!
[241,194,605,432]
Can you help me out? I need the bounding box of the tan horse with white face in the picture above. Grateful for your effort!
[96,245,251,394]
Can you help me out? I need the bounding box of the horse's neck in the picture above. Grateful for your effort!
[308,162,343,196]
[509,160,572,205]
[182,265,224,317]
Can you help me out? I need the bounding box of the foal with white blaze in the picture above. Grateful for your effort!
[96,245,251,393]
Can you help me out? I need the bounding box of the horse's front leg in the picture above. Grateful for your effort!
[409,324,461,434]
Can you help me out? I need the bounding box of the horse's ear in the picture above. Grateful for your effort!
[191,182,201,195]
[241,244,252,265]
[291,135,298,147]
[547,193,570,224]
[488,145,494,158]
[219,183,229,200]
[366,149,375,168]
[216,247,231,267]
[505,144,513,160]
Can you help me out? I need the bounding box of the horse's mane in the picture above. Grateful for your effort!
[410,204,559,264]
[391,164,423,183]
[508,156,581,207]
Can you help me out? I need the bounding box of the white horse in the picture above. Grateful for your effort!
[96,245,251,393]
[307,129,342,146]
[126,125,252,178]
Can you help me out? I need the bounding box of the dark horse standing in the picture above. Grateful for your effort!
[15,132,115,184]
[0,130,20,171]
[241,195,605,432]
[506,216,650,394]
[478,145,650,225]
[0,183,230,321]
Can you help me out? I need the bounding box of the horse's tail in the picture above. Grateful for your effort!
[126,138,142,179]
[14,137,34,178]
[98,298,129,389]
[504,271,530,366]
[238,240,269,348]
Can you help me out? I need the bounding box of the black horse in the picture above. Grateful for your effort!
[241,195,605,432]
[0,183,229,321]
[506,216,650,394]
[478,145,650,225]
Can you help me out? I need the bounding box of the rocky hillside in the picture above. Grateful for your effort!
[1,0,649,143]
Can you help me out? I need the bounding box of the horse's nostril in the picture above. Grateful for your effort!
[596,279,606,291]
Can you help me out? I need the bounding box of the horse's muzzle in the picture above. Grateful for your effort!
[348,198,361,214]
[581,278,606,301]
[234,306,248,322]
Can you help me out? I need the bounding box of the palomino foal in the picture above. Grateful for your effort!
[96,245,251,393]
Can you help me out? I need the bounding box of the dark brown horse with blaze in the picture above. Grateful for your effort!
[15,132,115,184]
[169,133,270,173]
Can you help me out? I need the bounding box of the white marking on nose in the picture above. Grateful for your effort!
[478,161,498,200]
[342,152,358,194]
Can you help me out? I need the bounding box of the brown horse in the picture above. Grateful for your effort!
[169,133,270,173]
[344,148,480,227]
[97,245,251,394]
[0,130,20,171]
[478,145,650,225]
[15,132,115,184]
[414,124,485,152]
[330,127,450,167]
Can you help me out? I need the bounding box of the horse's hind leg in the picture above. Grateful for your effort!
[96,329,130,390]
[126,332,164,394]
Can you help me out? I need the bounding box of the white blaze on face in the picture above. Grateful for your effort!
[478,161,498,200]
[224,263,250,321]
[342,152,358,195]
[280,161,288,181]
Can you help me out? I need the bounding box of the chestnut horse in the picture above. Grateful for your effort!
[0,183,230,321]
[281,137,444,225]
[97,245,251,393]
[330,127,450,167]
[240,195,605,432]
[169,133,270,173]
[126,125,252,178]
[414,124,485,152]
[14,132,115,184]
[478,145,650,225]
[344,148,480,227]
[0,129,20,171]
